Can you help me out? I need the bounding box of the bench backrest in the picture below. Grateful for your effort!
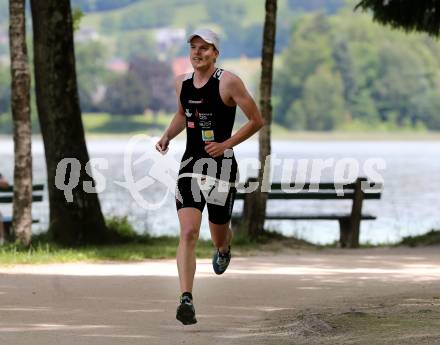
[0,184,45,203]
[235,177,382,200]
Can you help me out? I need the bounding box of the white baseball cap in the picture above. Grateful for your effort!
[187,28,220,51]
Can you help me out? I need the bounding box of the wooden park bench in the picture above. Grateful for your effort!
[232,177,382,248]
[0,184,44,241]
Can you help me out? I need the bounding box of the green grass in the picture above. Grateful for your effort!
[2,223,439,264]
[0,230,316,265]
[0,236,212,264]
[398,229,440,247]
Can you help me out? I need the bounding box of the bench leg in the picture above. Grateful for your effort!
[348,222,360,249]
[339,218,360,249]
[339,218,351,248]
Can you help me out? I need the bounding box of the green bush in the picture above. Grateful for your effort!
[104,216,151,244]
[399,230,440,247]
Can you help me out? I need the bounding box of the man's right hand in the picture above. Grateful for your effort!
[155,136,170,154]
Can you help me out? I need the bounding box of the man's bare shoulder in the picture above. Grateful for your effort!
[221,70,240,82]
[175,73,192,84]
[175,73,192,94]
[220,70,244,89]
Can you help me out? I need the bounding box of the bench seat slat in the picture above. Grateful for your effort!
[232,213,376,220]
[2,216,40,224]
[0,195,43,203]
[0,184,44,192]
[271,182,383,191]
[235,192,381,200]
[237,182,383,191]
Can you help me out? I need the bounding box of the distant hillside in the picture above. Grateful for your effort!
[73,0,350,59]
[0,0,350,58]
[74,0,349,29]
[71,0,347,15]
[71,0,140,13]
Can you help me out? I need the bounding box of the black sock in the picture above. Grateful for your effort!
[181,292,193,301]
[219,245,231,254]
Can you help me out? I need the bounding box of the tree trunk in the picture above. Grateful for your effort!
[9,0,32,246]
[30,0,107,245]
[247,0,277,239]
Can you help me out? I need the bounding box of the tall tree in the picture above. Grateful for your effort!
[245,0,277,239]
[30,0,107,245]
[9,0,32,246]
[355,0,440,37]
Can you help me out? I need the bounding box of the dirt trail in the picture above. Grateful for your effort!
[1,246,440,345]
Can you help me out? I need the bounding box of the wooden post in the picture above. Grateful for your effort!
[347,177,366,248]
[239,177,258,233]
[338,218,350,248]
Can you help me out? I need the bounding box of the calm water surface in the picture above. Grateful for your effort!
[1,136,439,245]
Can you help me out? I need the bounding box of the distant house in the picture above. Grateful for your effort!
[75,27,100,43]
[0,30,7,45]
[106,58,128,74]
[154,28,185,51]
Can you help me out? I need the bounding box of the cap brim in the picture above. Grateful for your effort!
[187,34,214,45]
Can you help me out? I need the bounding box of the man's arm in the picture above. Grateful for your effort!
[156,75,187,152]
[205,73,264,158]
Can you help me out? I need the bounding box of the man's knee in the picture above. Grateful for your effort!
[180,226,199,244]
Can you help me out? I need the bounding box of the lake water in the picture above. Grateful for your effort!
[1,136,439,245]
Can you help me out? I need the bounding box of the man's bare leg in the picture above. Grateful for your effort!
[209,221,233,275]
[176,207,202,325]
[176,207,202,294]
[209,221,233,253]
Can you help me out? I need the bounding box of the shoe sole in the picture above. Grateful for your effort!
[176,303,197,325]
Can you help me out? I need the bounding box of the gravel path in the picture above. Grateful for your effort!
[1,246,439,345]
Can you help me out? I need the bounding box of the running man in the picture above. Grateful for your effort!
[156,28,264,325]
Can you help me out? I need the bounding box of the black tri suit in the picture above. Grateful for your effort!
[176,68,238,224]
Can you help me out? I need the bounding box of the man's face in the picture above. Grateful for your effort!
[189,36,218,70]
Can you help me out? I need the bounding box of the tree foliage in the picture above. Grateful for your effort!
[274,12,440,130]
[97,2,175,32]
[355,0,440,37]
[75,41,110,112]
[101,56,174,115]
[0,67,11,114]
[101,72,148,115]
